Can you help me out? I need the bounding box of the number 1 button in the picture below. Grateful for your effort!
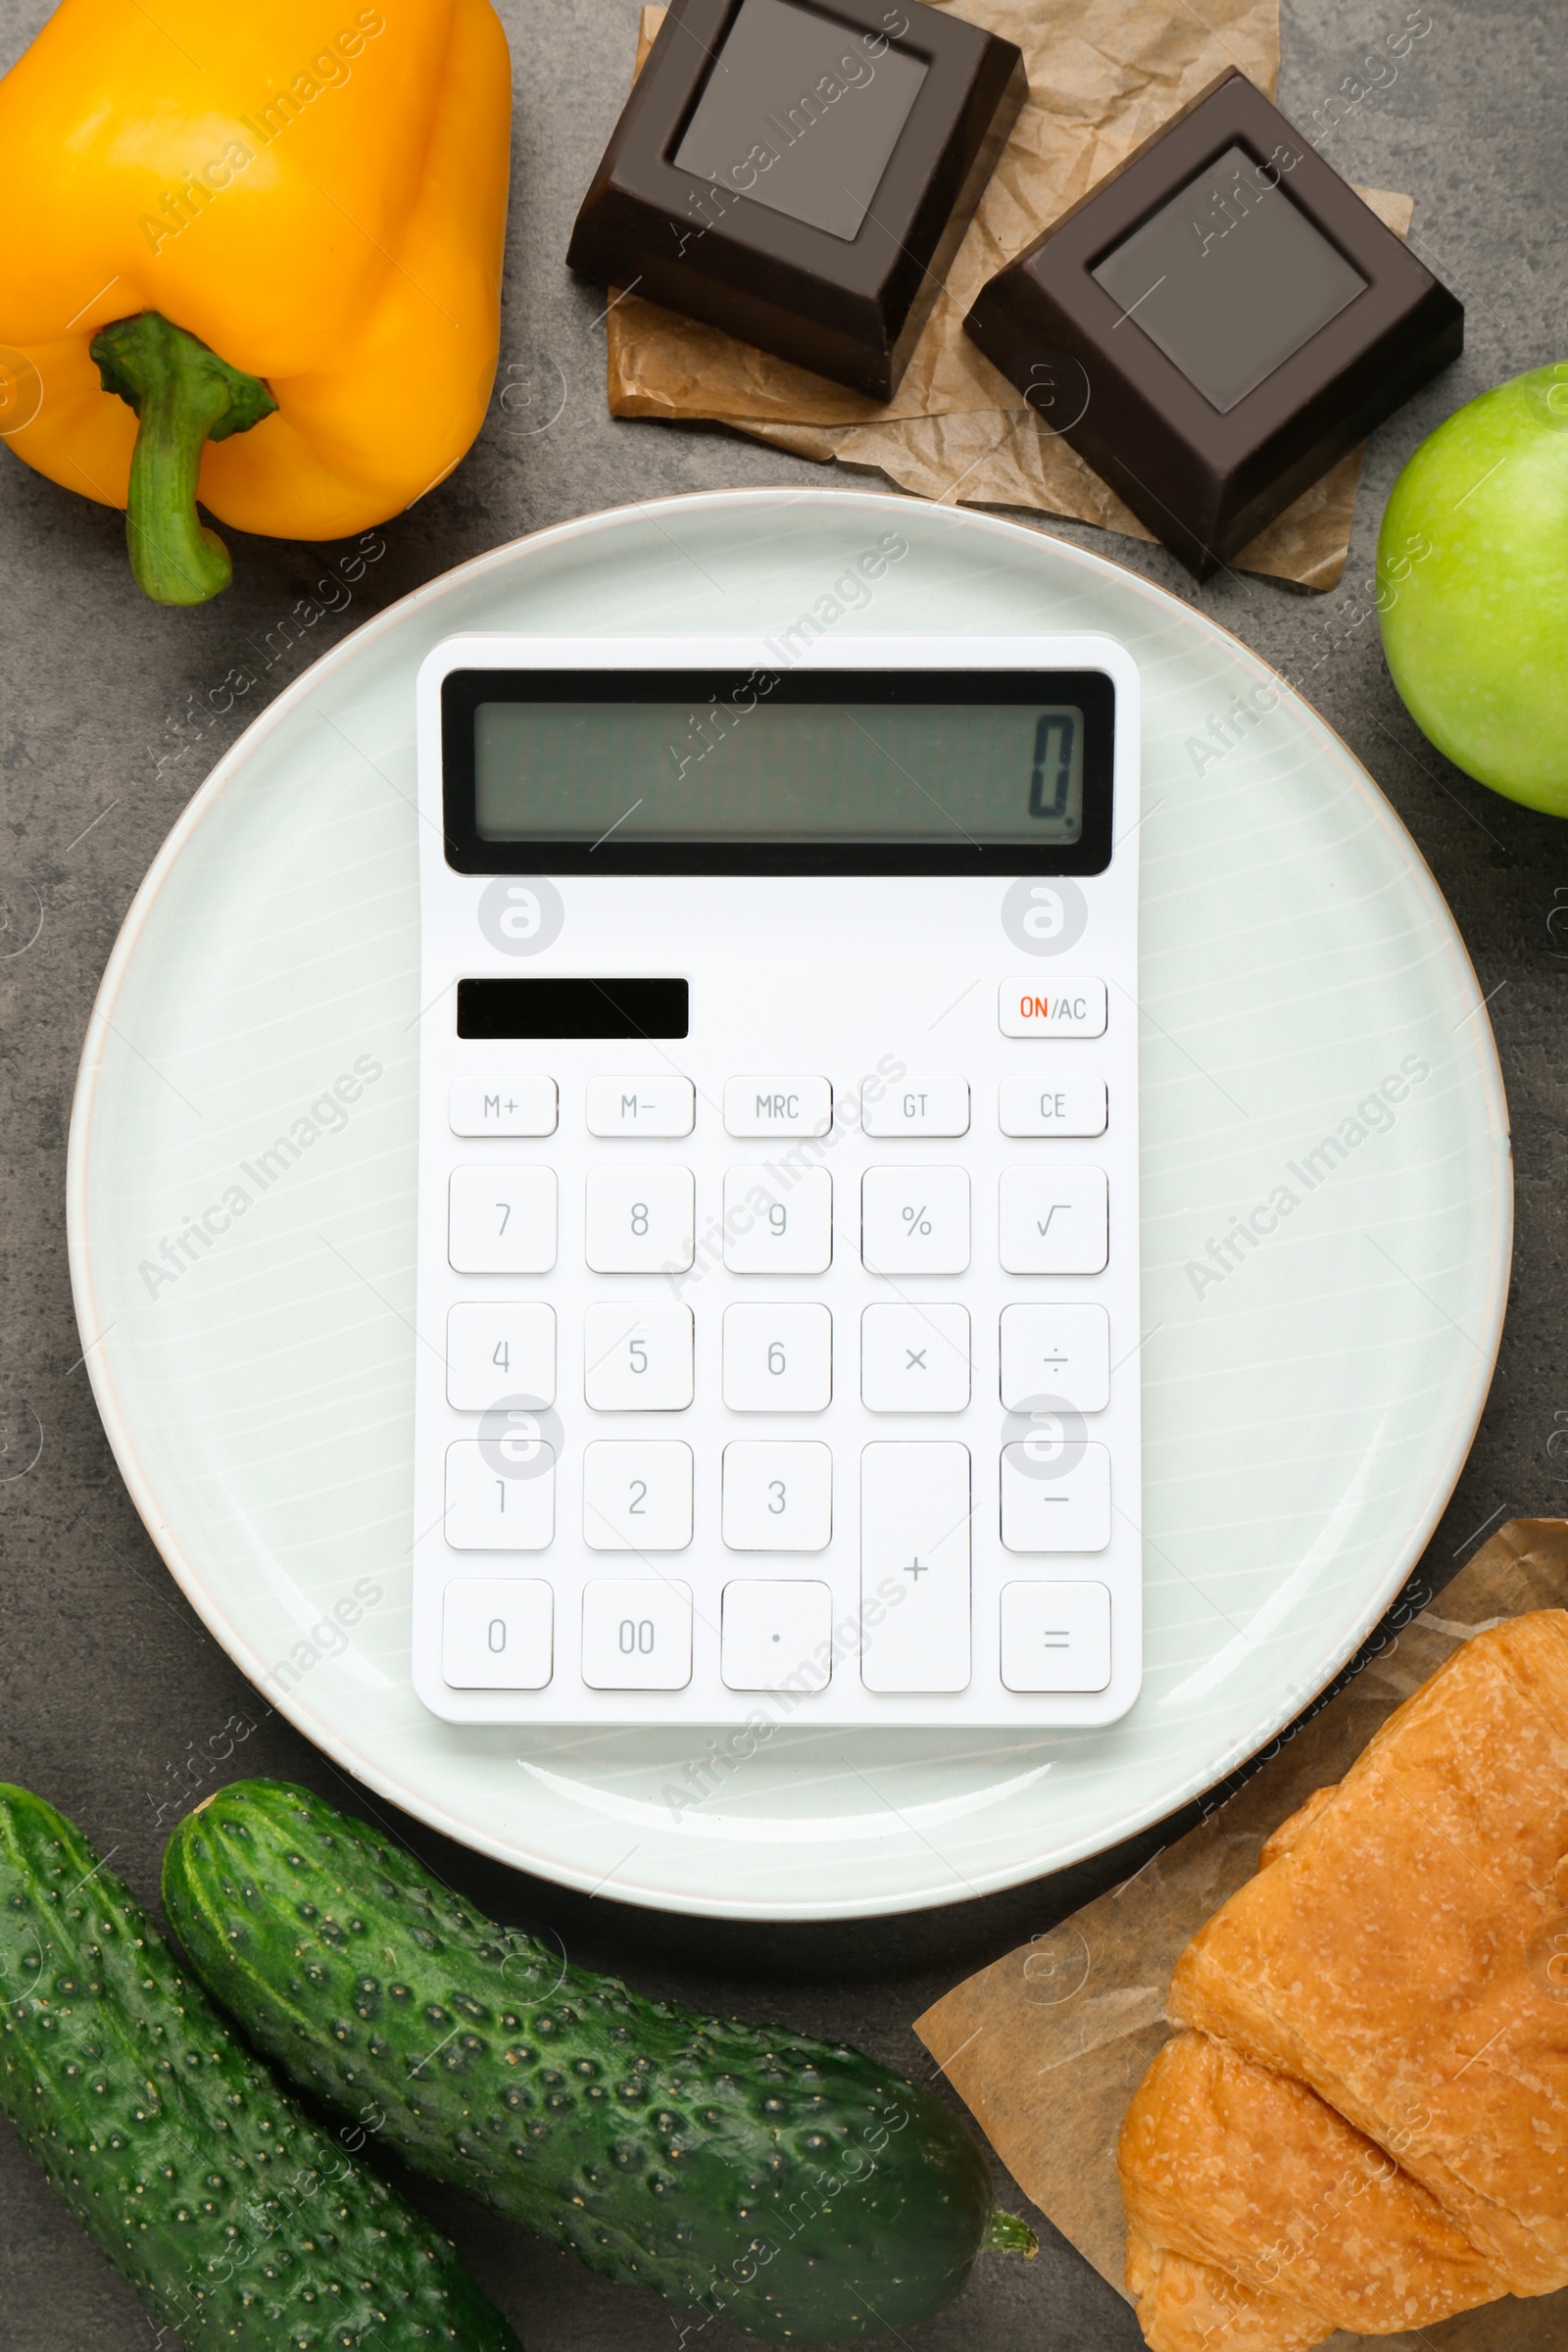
[449,1167,557,1273]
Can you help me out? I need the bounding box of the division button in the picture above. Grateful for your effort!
[442,1578,554,1690]
[859,1442,971,1693]
[581,1578,693,1690]
[724,1075,832,1137]
[449,1076,558,1138]
[1000,1580,1111,1692]
[585,1074,695,1137]
[861,1077,970,1137]
[721,1580,833,1693]
[448,1165,558,1274]
[999,978,1106,1039]
[582,1440,693,1550]
[999,1303,1109,1413]
[1001,1441,1111,1552]
[998,1074,1107,1138]
[860,1303,970,1413]
[998,1165,1108,1274]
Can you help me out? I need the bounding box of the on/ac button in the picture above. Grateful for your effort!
[999,978,1106,1039]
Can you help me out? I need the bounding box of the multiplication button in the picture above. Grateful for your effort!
[1000,1581,1111,1692]
[861,1304,969,1412]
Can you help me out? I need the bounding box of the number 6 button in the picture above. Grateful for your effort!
[449,1166,557,1273]
[582,1441,693,1549]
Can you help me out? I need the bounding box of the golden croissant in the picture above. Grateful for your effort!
[1118,1610,1568,2349]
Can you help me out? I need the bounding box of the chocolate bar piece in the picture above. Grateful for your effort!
[964,72,1463,576]
[567,0,1025,402]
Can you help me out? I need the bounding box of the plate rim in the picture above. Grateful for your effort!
[65,485,1512,1920]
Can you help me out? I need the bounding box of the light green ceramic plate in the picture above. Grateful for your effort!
[67,490,1510,1920]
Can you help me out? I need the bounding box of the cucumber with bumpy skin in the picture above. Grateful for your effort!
[164,1780,1035,2340]
[0,1784,523,2351]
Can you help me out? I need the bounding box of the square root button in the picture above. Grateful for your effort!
[1000,1581,1111,1692]
[1000,978,1106,1039]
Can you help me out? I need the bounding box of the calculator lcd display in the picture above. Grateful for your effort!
[470,700,1085,846]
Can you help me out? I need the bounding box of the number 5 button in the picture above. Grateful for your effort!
[449,1167,557,1273]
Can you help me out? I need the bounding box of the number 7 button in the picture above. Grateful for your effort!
[449,1166,557,1273]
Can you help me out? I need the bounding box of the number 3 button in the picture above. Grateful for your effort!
[722,1442,832,1551]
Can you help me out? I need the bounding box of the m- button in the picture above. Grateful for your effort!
[999,979,1106,1039]
[724,1076,832,1137]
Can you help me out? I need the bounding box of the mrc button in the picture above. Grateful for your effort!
[724,1075,832,1137]
[1000,978,1106,1038]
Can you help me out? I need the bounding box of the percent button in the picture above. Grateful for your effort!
[861,1166,971,1275]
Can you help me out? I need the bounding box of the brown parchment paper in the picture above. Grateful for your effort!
[604,2,1414,590]
[913,1518,1568,2352]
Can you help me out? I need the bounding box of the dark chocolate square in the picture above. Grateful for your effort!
[963,73,1463,576]
[567,0,1025,401]
[672,0,930,242]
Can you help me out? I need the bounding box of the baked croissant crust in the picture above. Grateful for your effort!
[1118,1609,1568,2347]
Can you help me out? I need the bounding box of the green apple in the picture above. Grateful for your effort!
[1378,363,1568,814]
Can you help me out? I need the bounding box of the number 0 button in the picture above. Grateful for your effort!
[581,1579,693,1690]
[582,1441,693,1550]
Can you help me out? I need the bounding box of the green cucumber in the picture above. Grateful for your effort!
[0,1784,523,2351]
[164,1780,1036,2341]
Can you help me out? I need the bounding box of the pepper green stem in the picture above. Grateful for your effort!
[985,2210,1040,2258]
[89,312,276,607]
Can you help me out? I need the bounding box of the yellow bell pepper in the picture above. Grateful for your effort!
[0,0,510,603]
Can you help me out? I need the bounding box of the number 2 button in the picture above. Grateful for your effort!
[582,1441,693,1550]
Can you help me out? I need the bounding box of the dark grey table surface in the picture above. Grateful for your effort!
[0,1,1562,2344]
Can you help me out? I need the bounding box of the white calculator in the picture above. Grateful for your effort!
[412,633,1142,1728]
